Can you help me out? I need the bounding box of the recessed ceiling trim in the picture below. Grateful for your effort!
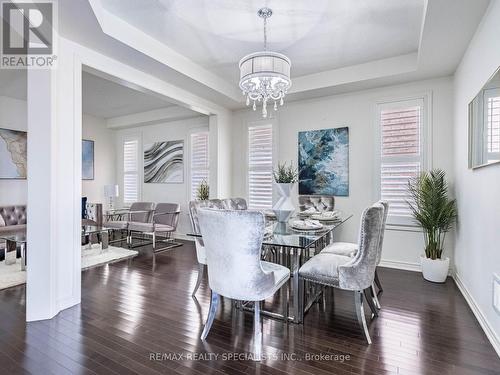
[88,0,242,102]
[290,53,418,94]
[106,107,201,129]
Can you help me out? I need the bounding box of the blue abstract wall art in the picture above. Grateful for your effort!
[82,139,94,180]
[298,127,349,196]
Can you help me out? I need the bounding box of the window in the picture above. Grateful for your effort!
[190,130,209,200]
[484,89,500,163]
[248,123,273,209]
[123,139,139,204]
[376,98,427,226]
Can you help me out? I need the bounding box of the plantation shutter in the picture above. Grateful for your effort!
[485,91,500,162]
[190,131,209,200]
[248,124,273,209]
[379,100,424,225]
[123,139,139,204]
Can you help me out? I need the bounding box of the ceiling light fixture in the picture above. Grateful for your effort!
[239,7,291,118]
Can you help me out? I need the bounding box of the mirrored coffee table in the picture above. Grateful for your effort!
[0,233,27,271]
[82,225,110,251]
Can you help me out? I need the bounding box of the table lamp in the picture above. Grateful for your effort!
[104,184,119,211]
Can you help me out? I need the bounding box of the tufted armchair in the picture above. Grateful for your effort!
[197,209,290,359]
[83,203,103,226]
[0,205,27,259]
[298,195,335,213]
[298,203,384,344]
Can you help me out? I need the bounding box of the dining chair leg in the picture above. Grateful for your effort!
[354,290,372,344]
[201,291,219,341]
[192,263,205,297]
[363,287,379,317]
[374,269,383,294]
[282,281,288,321]
[371,284,381,309]
[297,277,305,323]
[152,232,156,271]
[253,301,262,360]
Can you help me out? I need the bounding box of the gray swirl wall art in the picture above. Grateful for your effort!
[144,140,184,183]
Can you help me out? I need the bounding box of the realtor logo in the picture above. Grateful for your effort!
[1,1,57,68]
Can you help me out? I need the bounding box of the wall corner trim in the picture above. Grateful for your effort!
[453,272,500,357]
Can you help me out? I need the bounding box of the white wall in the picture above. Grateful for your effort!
[453,0,500,353]
[231,77,455,269]
[82,114,116,204]
[0,96,27,206]
[115,116,209,235]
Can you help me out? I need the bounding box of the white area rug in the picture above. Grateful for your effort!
[0,245,138,290]
[81,244,138,270]
[0,258,26,290]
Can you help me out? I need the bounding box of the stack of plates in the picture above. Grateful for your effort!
[311,210,341,221]
[290,219,323,231]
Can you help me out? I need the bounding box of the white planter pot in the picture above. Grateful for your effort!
[272,183,295,223]
[420,256,449,283]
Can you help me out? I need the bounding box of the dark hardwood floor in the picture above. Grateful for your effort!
[0,241,498,375]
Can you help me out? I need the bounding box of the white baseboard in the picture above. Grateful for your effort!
[379,258,455,275]
[379,259,421,272]
[452,272,500,357]
[173,233,194,242]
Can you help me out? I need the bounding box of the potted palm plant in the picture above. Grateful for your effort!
[272,162,298,223]
[196,180,209,201]
[407,169,457,283]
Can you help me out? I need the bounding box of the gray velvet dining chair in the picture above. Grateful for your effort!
[221,197,248,210]
[197,208,290,359]
[321,200,388,310]
[298,203,384,344]
[188,199,224,296]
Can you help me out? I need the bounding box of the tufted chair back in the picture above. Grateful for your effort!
[298,195,335,213]
[188,199,224,264]
[129,202,155,222]
[0,205,27,226]
[222,198,248,210]
[377,201,389,265]
[188,199,224,234]
[85,203,103,226]
[338,203,384,291]
[197,209,274,301]
[154,203,180,229]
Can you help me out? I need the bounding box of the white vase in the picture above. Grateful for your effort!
[420,256,449,283]
[272,183,295,223]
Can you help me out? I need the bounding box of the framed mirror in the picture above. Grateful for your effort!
[469,67,500,169]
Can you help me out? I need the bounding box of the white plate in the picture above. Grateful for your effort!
[290,220,323,231]
[311,212,341,221]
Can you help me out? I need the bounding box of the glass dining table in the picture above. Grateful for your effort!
[189,211,352,323]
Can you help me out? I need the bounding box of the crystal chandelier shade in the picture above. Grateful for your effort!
[239,8,291,118]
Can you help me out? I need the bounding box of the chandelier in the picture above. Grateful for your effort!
[239,7,291,118]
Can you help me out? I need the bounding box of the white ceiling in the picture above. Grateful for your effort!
[11,1,494,112]
[82,71,177,118]
[99,0,425,80]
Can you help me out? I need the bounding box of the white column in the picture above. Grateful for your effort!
[209,112,233,199]
[26,40,81,321]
